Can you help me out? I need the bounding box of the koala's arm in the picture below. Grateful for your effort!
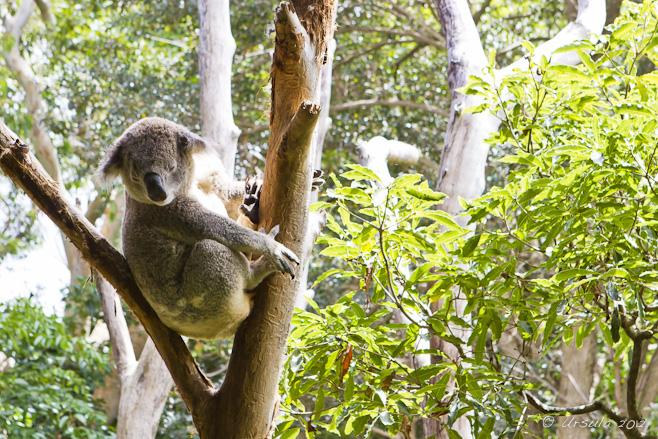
[155,197,265,253]
[149,197,298,276]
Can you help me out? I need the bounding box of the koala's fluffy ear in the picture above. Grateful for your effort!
[178,131,208,155]
[93,143,123,189]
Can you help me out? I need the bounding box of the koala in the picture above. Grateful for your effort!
[95,117,300,340]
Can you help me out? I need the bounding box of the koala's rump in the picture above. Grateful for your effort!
[124,225,252,340]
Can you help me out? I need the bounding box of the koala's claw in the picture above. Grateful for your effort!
[241,176,262,224]
[312,169,325,192]
[264,225,299,278]
[272,243,299,278]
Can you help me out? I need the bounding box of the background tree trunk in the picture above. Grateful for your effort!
[556,333,598,439]
[198,0,241,175]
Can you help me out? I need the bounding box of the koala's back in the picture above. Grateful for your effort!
[122,196,253,339]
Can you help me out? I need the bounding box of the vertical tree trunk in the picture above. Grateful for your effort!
[198,0,241,175]
[556,334,598,439]
[96,272,173,439]
[196,2,336,437]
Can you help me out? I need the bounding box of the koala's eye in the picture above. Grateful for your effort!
[131,174,140,182]
[167,163,177,172]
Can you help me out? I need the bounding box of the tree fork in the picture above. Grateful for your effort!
[211,1,335,438]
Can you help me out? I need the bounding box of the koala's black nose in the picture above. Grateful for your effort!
[144,172,167,203]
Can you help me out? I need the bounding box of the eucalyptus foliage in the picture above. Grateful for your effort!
[280,2,658,437]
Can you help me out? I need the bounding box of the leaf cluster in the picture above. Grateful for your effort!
[283,1,658,437]
[0,299,112,439]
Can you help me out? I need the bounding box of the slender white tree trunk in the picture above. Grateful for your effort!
[198,0,241,175]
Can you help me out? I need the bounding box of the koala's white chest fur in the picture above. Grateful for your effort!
[190,152,230,216]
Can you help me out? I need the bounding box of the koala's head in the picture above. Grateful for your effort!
[95,117,208,205]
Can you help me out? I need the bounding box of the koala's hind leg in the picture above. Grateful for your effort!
[178,239,253,339]
[245,256,276,291]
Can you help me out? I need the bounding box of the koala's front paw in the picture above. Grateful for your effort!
[262,225,299,278]
[241,176,262,224]
[312,169,325,192]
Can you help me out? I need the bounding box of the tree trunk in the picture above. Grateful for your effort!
[96,272,173,439]
[208,2,335,437]
[198,0,241,175]
[556,334,598,439]
[115,339,172,439]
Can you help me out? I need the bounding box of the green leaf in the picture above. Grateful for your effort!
[405,187,446,202]
[461,234,481,257]
[342,164,382,183]
[547,65,590,82]
[614,103,654,117]
[280,428,301,439]
[552,269,598,282]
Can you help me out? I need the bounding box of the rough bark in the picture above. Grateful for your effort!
[198,0,241,175]
[426,0,606,437]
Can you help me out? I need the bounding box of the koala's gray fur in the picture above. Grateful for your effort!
[95,117,299,340]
